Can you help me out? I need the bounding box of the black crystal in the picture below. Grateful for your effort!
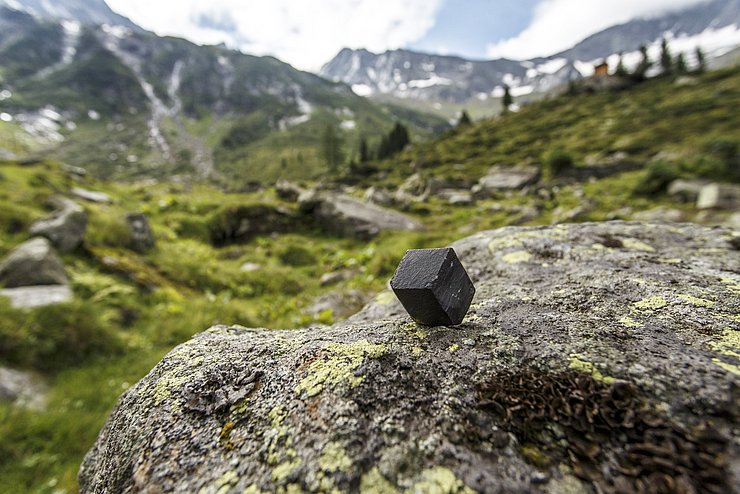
[390,247,475,326]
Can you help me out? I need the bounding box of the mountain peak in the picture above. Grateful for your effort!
[0,0,140,29]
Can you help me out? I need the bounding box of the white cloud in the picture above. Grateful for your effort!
[486,0,712,60]
[106,0,443,70]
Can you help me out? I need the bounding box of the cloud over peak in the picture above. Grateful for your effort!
[486,0,712,60]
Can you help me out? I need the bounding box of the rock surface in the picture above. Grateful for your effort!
[0,366,47,410]
[80,222,739,494]
[472,166,540,197]
[29,197,87,252]
[299,190,424,240]
[126,213,156,252]
[71,187,113,204]
[698,183,740,210]
[0,238,68,288]
[0,285,72,309]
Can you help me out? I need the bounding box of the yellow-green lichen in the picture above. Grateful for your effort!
[568,354,616,384]
[633,296,668,312]
[712,358,740,376]
[295,340,387,397]
[412,347,424,356]
[621,238,655,252]
[198,470,239,494]
[410,467,476,494]
[243,485,267,494]
[677,294,714,308]
[448,344,460,352]
[272,458,302,483]
[360,468,400,494]
[710,329,740,374]
[401,322,429,339]
[720,278,740,295]
[619,316,643,328]
[502,250,532,264]
[319,442,353,473]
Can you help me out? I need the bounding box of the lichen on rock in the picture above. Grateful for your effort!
[79,222,739,493]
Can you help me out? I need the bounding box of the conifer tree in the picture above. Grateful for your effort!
[660,38,672,75]
[633,45,651,81]
[615,53,627,77]
[457,110,472,128]
[321,124,344,173]
[695,47,706,73]
[502,85,513,113]
[675,53,688,74]
[359,136,369,163]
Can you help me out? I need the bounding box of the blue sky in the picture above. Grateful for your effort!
[106,0,710,70]
[409,0,539,59]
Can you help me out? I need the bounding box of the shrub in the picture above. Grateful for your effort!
[634,160,678,195]
[0,299,123,372]
[544,147,574,176]
[278,244,317,267]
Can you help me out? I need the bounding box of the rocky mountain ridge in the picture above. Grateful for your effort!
[0,7,446,183]
[320,0,740,104]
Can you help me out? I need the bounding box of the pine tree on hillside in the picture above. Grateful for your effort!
[502,85,513,113]
[388,122,410,154]
[675,53,688,74]
[633,45,651,81]
[660,38,672,75]
[358,136,369,163]
[615,53,627,77]
[376,135,391,160]
[321,124,344,173]
[695,47,706,73]
[457,110,472,128]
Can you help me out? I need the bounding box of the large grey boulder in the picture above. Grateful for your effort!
[80,222,739,494]
[29,197,87,252]
[300,191,425,240]
[0,238,68,288]
[472,166,540,197]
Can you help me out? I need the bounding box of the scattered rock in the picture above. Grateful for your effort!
[363,186,394,207]
[551,204,592,224]
[300,191,424,240]
[0,238,68,288]
[240,262,262,273]
[632,207,684,223]
[80,222,739,494]
[0,285,72,309]
[62,164,88,178]
[320,269,355,287]
[438,189,474,206]
[697,183,740,210]
[667,179,709,203]
[208,205,299,246]
[71,187,113,204]
[472,166,540,198]
[725,212,740,230]
[395,173,431,205]
[29,197,87,252]
[607,207,634,220]
[126,213,155,252]
[304,289,371,320]
[0,367,47,410]
[275,180,305,202]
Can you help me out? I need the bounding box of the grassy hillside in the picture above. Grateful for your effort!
[0,67,738,493]
[372,67,740,188]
